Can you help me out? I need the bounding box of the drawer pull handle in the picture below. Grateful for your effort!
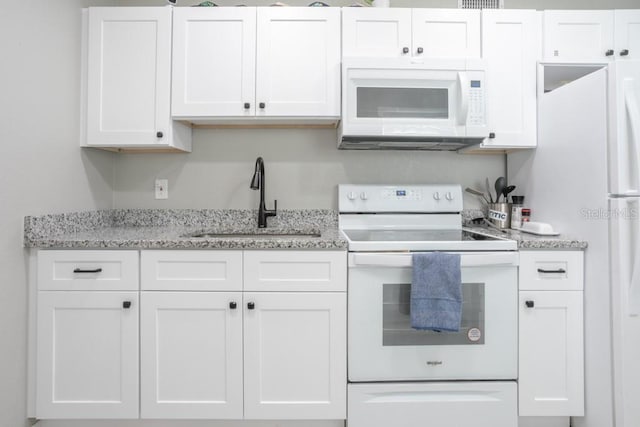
[73,268,103,274]
[247,302,255,310]
[525,300,535,308]
[123,301,132,309]
[229,301,237,310]
[537,268,566,274]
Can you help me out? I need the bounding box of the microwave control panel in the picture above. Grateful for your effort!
[468,79,486,127]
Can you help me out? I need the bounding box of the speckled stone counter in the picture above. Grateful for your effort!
[24,209,347,250]
[465,224,588,250]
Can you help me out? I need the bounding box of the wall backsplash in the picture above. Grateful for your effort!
[113,128,505,210]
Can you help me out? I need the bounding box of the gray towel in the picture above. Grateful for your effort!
[410,252,462,332]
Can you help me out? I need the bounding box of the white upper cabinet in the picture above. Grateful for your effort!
[342,8,412,57]
[256,7,340,118]
[480,9,540,149]
[172,8,256,117]
[342,8,480,58]
[543,10,640,62]
[614,10,640,60]
[172,7,340,122]
[84,7,191,151]
[411,9,480,58]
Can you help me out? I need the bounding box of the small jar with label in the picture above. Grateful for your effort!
[511,196,524,230]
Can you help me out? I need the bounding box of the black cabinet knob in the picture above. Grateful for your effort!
[402,47,409,54]
[525,300,534,308]
[606,49,614,56]
[621,49,630,56]
[489,132,496,139]
[244,102,250,109]
[247,302,255,310]
[417,47,424,54]
[229,301,237,309]
[123,301,132,309]
[259,102,266,109]
[156,131,163,138]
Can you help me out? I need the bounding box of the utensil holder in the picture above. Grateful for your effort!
[488,203,512,229]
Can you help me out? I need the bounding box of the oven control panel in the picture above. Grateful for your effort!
[339,184,463,213]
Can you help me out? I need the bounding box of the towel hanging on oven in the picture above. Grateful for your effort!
[410,252,462,332]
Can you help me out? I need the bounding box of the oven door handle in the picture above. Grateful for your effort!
[349,252,519,268]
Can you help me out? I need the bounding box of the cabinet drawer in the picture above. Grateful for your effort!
[244,251,346,292]
[519,250,583,291]
[37,250,139,291]
[141,250,242,291]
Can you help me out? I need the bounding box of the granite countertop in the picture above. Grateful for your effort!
[25,209,587,251]
[24,209,347,250]
[465,224,588,250]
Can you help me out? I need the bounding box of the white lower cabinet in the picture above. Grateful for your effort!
[518,251,584,417]
[140,291,243,419]
[36,291,139,419]
[244,292,346,419]
[139,250,347,420]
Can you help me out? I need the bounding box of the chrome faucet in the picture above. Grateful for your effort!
[250,157,277,228]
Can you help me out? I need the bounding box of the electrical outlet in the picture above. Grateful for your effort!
[155,179,168,200]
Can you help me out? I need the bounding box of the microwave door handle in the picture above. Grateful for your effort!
[457,72,469,126]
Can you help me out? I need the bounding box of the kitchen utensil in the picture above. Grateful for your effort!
[485,178,494,203]
[465,187,490,204]
[502,185,516,201]
[494,177,506,202]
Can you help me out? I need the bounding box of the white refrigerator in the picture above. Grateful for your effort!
[509,60,640,427]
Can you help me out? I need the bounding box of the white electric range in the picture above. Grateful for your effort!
[339,184,519,427]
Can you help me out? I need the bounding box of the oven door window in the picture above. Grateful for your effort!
[382,283,485,345]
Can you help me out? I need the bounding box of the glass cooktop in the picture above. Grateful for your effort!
[341,229,504,242]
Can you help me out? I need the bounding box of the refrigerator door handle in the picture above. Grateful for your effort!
[624,79,640,199]
[625,79,640,165]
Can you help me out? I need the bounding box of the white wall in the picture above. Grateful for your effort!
[0,2,115,427]
[113,129,504,210]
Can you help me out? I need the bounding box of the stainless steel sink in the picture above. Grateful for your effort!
[184,231,321,239]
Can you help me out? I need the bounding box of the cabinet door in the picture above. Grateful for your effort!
[140,292,243,419]
[411,9,481,58]
[615,10,640,61]
[543,10,614,61]
[243,292,346,420]
[172,8,256,117]
[519,291,584,416]
[86,7,171,146]
[255,8,340,117]
[36,291,139,419]
[481,10,539,149]
[342,8,412,58]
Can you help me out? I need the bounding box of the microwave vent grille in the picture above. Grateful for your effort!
[458,0,503,8]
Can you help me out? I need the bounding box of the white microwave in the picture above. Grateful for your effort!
[339,58,489,150]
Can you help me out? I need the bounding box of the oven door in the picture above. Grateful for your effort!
[347,252,518,381]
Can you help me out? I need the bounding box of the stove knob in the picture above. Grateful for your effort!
[360,192,369,201]
[445,192,454,201]
[347,191,356,201]
[433,192,441,201]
